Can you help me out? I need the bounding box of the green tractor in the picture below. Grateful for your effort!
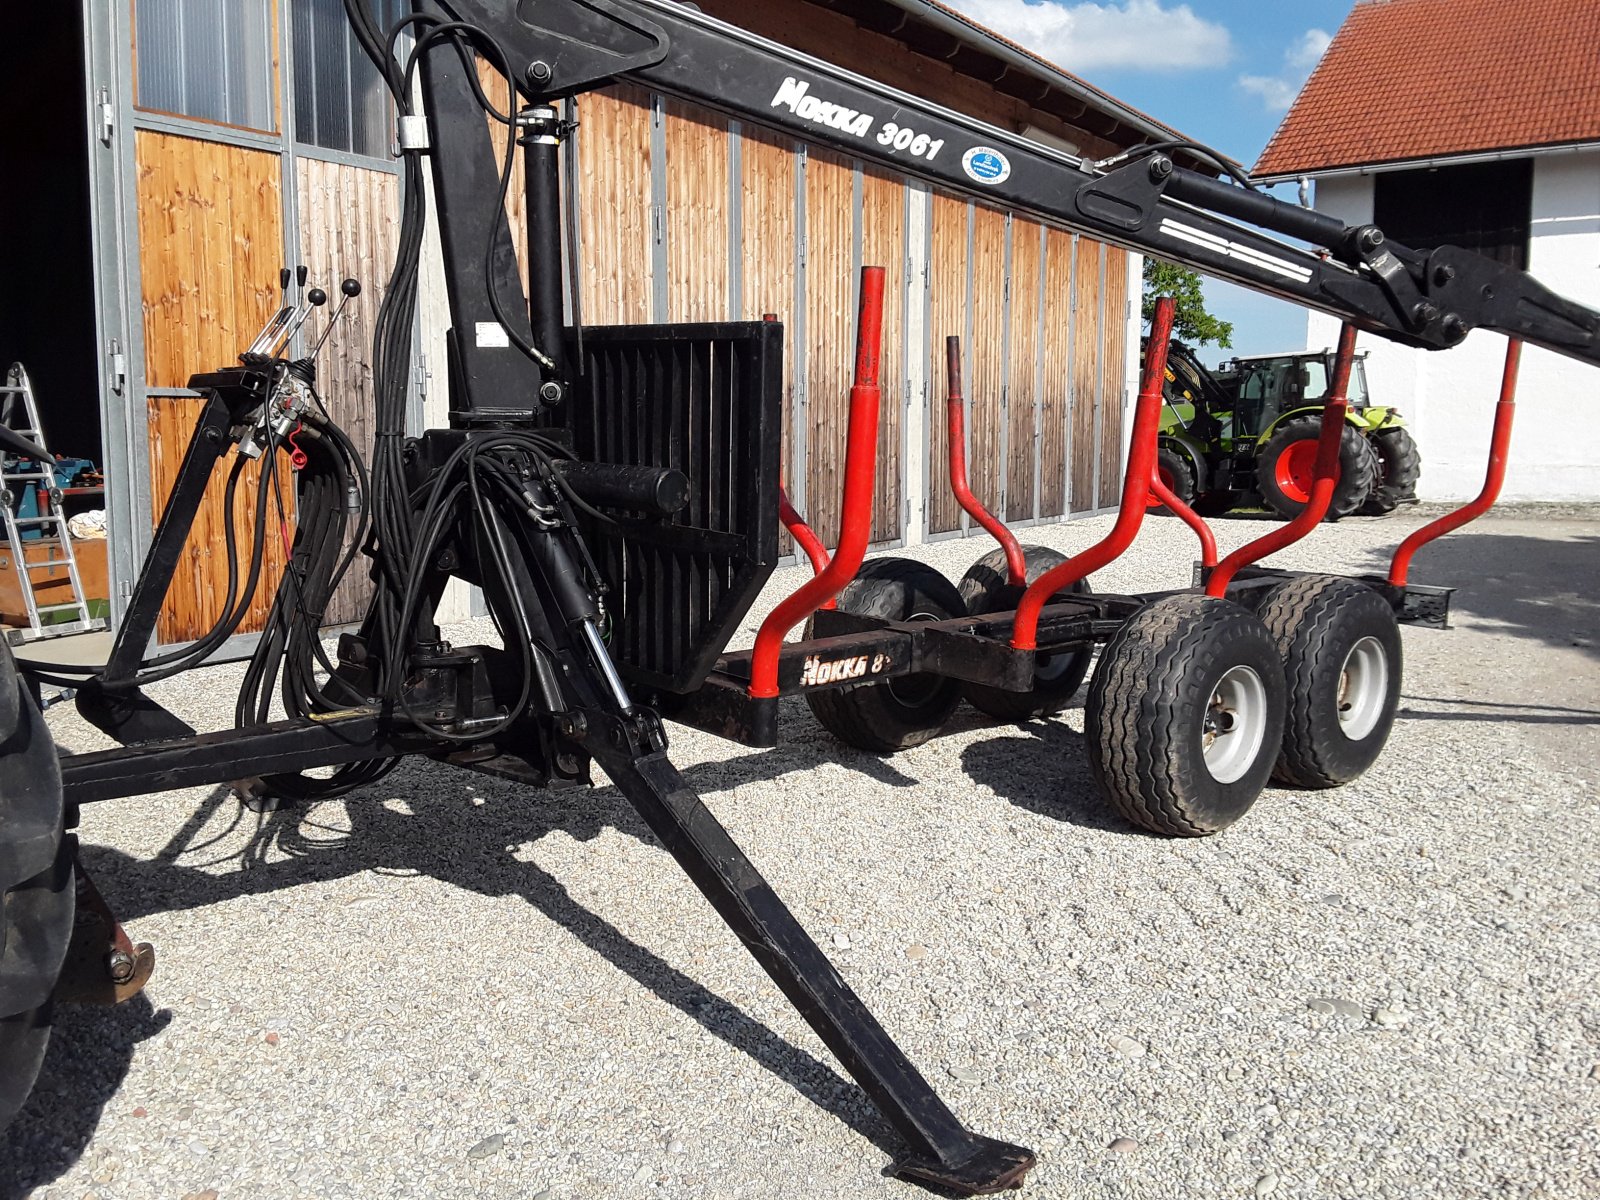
[1149,339,1421,520]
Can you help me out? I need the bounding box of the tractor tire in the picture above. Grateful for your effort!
[0,642,73,1131]
[1255,416,1377,522]
[956,545,1093,721]
[1255,575,1402,788]
[805,557,965,752]
[1149,446,1197,512]
[1085,594,1285,837]
[1359,427,1422,516]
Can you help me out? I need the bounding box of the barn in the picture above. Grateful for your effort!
[0,0,1182,651]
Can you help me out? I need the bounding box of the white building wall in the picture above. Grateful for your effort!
[1308,154,1600,501]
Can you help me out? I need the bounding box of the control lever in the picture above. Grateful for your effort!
[306,279,363,363]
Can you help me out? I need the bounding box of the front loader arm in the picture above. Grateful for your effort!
[425,0,1599,369]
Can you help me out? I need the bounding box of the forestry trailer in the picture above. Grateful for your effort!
[3,1,1596,1193]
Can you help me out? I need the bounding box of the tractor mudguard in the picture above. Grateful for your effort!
[1256,404,1372,446]
[1158,431,1212,492]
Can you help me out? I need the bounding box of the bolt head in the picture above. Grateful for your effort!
[526,60,553,86]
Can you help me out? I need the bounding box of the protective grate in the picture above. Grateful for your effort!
[565,322,783,694]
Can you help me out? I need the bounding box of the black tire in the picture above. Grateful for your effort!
[1190,490,1242,517]
[1359,427,1422,516]
[804,557,965,752]
[0,643,73,1131]
[956,545,1093,721]
[1255,417,1377,521]
[1151,446,1197,512]
[1255,575,1402,788]
[1085,595,1285,837]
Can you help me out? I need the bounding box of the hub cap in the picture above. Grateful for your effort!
[1336,636,1388,740]
[1201,664,1268,783]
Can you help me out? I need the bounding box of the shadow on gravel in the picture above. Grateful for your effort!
[957,715,1136,835]
[1398,695,1600,725]
[0,996,170,1197]
[18,746,941,1176]
[1358,531,1600,663]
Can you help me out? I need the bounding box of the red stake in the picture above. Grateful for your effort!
[1205,323,1359,596]
[749,267,886,699]
[946,336,1026,586]
[1150,472,1218,568]
[1011,296,1177,650]
[779,482,832,577]
[1388,339,1521,586]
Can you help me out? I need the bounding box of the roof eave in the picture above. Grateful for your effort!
[1255,136,1600,184]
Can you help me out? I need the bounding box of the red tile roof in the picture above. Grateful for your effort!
[1254,0,1600,179]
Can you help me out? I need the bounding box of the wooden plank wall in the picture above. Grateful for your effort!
[925,192,968,535]
[1070,238,1103,514]
[860,166,904,544]
[737,124,797,489]
[968,206,1006,520]
[575,85,653,326]
[135,130,292,644]
[1038,228,1075,519]
[664,100,729,322]
[801,149,855,547]
[1098,249,1130,509]
[1004,219,1040,522]
[295,156,398,625]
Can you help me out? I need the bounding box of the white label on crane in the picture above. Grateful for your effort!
[961,147,1011,185]
[475,322,511,348]
[1158,218,1314,283]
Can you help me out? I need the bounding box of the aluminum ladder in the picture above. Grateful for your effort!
[1,363,106,644]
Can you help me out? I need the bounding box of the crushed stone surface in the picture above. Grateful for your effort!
[5,506,1598,1200]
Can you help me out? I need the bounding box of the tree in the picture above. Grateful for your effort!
[1142,258,1234,349]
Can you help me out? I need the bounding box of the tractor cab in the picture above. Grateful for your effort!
[1223,350,1371,439]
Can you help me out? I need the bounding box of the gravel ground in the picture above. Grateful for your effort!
[4,505,1598,1200]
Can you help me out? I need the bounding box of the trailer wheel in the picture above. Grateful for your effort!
[1255,575,1402,787]
[957,545,1093,720]
[1359,427,1422,516]
[1255,417,1377,521]
[1148,447,1196,512]
[0,644,73,1131]
[805,558,965,752]
[1085,594,1285,836]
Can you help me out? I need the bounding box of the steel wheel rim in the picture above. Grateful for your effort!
[1275,439,1325,504]
[1200,664,1269,783]
[1337,636,1388,740]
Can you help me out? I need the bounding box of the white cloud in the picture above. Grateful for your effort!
[1236,26,1332,112]
[949,0,1233,72]
[1238,74,1300,110]
[1287,28,1333,70]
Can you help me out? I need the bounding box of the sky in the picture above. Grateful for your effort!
[946,0,1360,360]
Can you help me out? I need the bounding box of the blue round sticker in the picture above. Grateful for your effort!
[961,147,1011,185]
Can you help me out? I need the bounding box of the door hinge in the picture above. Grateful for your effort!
[413,353,430,402]
[106,338,126,395]
[97,86,115,146]
[651,204,664,245]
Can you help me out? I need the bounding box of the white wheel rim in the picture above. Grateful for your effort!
[1201,664,1269,784]
[1337,636,1388,740]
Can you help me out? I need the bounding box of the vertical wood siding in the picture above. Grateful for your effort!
[135,129,291,643]
[860,165,905,544]
[968,205,1006,519]
[1005,219,1042,522]
[1070,237,1103,513]
[664,100,730,322]
[575,85,653,326]
[295,156,398,625]
[736,124,798,492]
[925,192,968,535]
[801,149,854,546]
[1098,249,1130,508]
[1038,228,1075,519]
